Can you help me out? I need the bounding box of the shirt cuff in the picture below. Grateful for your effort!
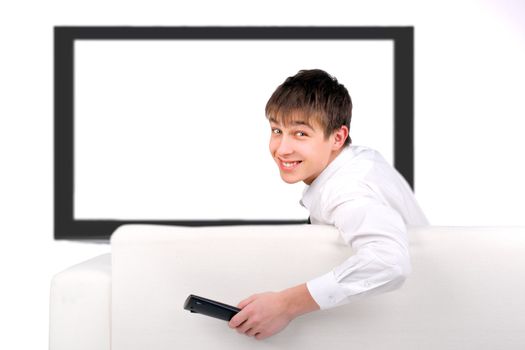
[306,271,348,310]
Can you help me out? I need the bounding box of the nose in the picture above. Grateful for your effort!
[275,135,293,156]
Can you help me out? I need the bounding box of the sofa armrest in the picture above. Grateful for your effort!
[49,253,111,350]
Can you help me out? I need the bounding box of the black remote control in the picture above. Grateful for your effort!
[184,294,241,321]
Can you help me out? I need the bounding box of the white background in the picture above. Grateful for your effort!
[1,0,524,348]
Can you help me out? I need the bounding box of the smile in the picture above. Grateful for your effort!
[278,159,302,170]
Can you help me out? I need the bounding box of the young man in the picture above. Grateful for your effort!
[228,69,428,340]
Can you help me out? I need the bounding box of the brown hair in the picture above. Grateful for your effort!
[265,69,353,145]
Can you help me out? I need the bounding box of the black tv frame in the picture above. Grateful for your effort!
[54,26,414,240]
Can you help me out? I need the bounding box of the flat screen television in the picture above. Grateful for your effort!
[54,26,414,240]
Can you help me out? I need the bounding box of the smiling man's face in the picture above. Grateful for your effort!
[268,115,347,185]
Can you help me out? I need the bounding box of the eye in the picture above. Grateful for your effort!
[272,128,281,135]
[295,131,307,137]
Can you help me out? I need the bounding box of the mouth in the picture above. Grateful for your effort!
[278,159,302,171]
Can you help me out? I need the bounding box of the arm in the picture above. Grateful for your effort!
[230,199,410,338]
[308,199,411,309]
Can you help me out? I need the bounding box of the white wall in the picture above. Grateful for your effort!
[1,0,524,348]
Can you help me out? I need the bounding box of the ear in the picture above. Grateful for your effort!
[332,126,349,150]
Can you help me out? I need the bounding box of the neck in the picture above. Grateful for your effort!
[328,145,345,164]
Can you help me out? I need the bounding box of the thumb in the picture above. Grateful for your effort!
[237,294,258,309]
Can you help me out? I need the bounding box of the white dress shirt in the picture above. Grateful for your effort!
[302,145,429,310]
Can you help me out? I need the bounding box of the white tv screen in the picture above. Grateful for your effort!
[73,39,393,220]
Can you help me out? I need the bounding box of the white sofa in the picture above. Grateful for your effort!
[49,224,525,350]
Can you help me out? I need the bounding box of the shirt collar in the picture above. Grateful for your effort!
[300,145,354,209]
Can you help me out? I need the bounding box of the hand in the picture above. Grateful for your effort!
[228,291,293,340]
[228,284,319,340]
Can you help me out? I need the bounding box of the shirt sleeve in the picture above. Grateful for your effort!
[306,197,412,310]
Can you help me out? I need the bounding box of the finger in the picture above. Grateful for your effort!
[228,310,248,328]
[236,319,253,334]
[246,328,259,337]
[237,294,258,309]
[255,332,266,340]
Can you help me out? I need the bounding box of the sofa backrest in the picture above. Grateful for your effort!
[110,224,525,350]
